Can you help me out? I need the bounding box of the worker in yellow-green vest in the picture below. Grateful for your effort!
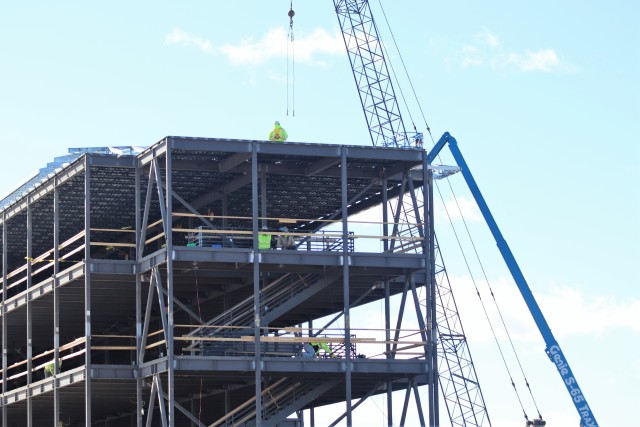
[44,359,61,377]
[258,226,272,250]
[311,341,336,358]
[269,121,288,142]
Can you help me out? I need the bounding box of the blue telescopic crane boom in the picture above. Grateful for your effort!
[428,132,599,427]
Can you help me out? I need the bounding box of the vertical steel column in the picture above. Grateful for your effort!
[382,178,389,252]
[84,156,92,426]
[340,147,352,425]
[222,195,228,228]
[382,178,392,426]
[26,198,32,427]
[165,139,176,427]
[309,318,315,427]
[260,168,267,229]
[1,212,7,427]
[53,178,60,426]
[251,143,262,426]
[135,160,143,427]
[424,154,438,426]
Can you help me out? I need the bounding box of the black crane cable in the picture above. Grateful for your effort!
[444,178,544,421]
[287,1,295,117]
[375,0,543,422]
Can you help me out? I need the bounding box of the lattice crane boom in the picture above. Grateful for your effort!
[333,1,491,426]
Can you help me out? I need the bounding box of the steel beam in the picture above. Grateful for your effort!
[155,374,169,427]
[138,161,155,257]
[159,390,206,427]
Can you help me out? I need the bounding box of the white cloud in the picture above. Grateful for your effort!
[166,27,343,66]
[461,45,484,68]
[451,275,640,344]
[538,286,640,336]
[436,196,483,223]
[454,31,575,73]
[496,49,562,72]
[165,28,214,54]
[476,30,500,48]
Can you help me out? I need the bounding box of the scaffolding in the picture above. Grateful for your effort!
[0,136,440,426]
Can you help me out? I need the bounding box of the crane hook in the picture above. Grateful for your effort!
[288,1,295,37]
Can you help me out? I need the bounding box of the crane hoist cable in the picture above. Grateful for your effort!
[374,1,545,420]
[433,181,532,422]
[376,0,430,139]
[287,1,295,117]
[444,175,545,422]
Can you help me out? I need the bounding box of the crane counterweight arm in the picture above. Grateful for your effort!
[428,132,599,427]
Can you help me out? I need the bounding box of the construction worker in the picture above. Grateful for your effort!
[258,226,272,250]
[276,226,296,249]
[44,359,61,377]
[310,341,336,358]
[269,121,288,142]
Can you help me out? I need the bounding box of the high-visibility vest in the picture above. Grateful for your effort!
[258,232,271,249]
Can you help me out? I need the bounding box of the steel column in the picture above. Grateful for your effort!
[383,177,392,426]
[382,177,389,251]
[1,211,7,427]
[260,167,267,229]
[424,155,438,426]
[165,139,175,427]
[385,278,392,426]
[26,198,32,427]
[53,178,60,426]
[135,162,143,427]
[251,142,263,426]
[84,156,92,426]
[340,147,352,425]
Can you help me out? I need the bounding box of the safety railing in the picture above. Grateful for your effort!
[171,213,424,254]
[176,324,429,361]
[382,131,424,150]
[3,337,86,392]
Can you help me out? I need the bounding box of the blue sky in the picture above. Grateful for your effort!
[1,1,638,426]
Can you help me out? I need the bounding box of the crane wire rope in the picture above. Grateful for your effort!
[433,181,531,421]
[374,0,543,421]
[376,0,432,138]
[287,2,296,117]
[444,178,544,421]
[373,22,417,142]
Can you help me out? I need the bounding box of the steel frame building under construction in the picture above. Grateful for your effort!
[0,136,480,426]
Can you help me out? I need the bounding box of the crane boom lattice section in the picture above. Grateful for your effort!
[433,237,491,426]
[334,0,408,147]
